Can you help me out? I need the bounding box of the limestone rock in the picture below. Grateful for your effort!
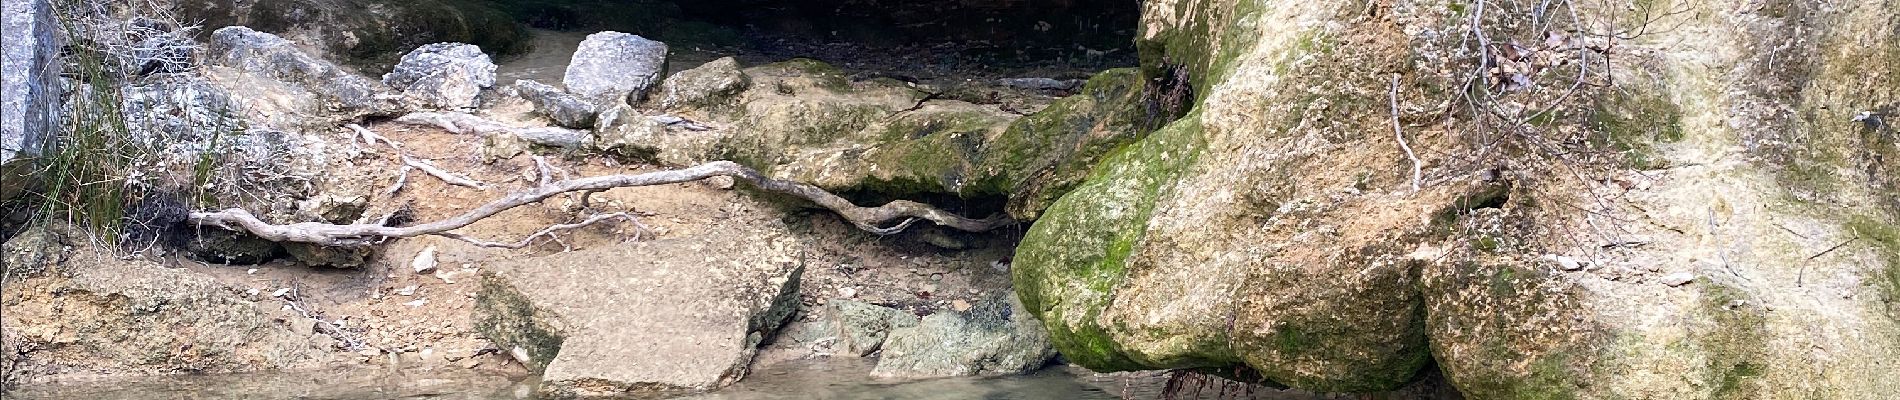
[654,57,749,111]
[383,43,496,110]
[1,0,58,181]
[590,104,717,164]
[515,79,597,129]
[563,32,667,106]
[475,230,805,398]
[631,60,1147,219]
[827,300,918,357]
[0,248,322,382]
[1,223,67,277]
[205,26,398,120]
[870,293,1054,378]
[119,76,245,145]
[1014,0,1900,398]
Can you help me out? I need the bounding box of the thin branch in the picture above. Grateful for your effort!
[402,155,486,190]
[384,165,412,196]
[1389,74,1423,192]
[433,212,647,249]
[188,161,1011,247]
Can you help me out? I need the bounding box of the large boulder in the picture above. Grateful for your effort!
[563,32,668,106]
[0,0,58,197]
[515,79,598,129]
[475,229,806,398]
[1014,0,1900,398]
[870,293,1055,378]
[653,57,750,112]
[382,42,496,110]
[205,26,399,123]
[602,59,1151,219]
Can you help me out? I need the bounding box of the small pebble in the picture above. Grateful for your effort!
[412,246,439,274]
[1660,272,1696,287]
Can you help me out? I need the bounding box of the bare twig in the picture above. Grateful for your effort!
[188,161,1011,247]
[401,155,487,190]
[433,212,648,249]
[1389,74,1423,192]
[1797,236,1859,287]
[384,165,412,196]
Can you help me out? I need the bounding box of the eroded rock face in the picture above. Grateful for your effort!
[563,32,668,106]
[870,293,1054,378]
[0,236,324,384]
[475,227,805,398]
[606,60,1152,219]
[383,42,496,110]
[515,79,598,129]
[1,0,58,179]
[654,57,749,112]
[1015,0,1900,398]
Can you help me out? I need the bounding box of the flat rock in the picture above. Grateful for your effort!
[563,31,667,106]
[476,231,805,398]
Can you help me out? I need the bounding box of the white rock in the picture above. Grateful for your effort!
[563,32,668,105]
[402,299,429,307]
[412,246,439,274]
[271,288,291,298]
[397,285,418,296]
[1660,272,1697,287]
[1542,254,1587,271]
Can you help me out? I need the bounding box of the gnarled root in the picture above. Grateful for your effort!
[188,161,1012,247]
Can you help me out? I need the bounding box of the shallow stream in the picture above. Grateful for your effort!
[9,359,1191,399]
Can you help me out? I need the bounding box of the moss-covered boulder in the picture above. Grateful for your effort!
[622,59,1160,219]
[1014,0,1900,398]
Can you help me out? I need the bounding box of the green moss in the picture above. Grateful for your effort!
[1588,84,1684,170]
[1014,112,1206,372]
[1694,281,1769,399]
[973,68,1152,218]
[1847,216,1900,307]
[761,58,852,92]
[473,274,566,373]
[1134,0,1269,104]
[1426,263,1595,400]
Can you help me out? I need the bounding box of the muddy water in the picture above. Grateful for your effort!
[493,29,590,85]
[7,360,1157,399]
[493,29,730,86]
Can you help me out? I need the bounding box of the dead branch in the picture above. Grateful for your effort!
[188,161,1012,247]
[394,112,588,148]
[384,165,412,196]
[347,123,488,190]
[1389,74,1423,192]
[434,212,648,249]
[402,155,487,190]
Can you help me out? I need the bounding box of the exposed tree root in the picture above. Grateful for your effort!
[188,161,1013,247]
